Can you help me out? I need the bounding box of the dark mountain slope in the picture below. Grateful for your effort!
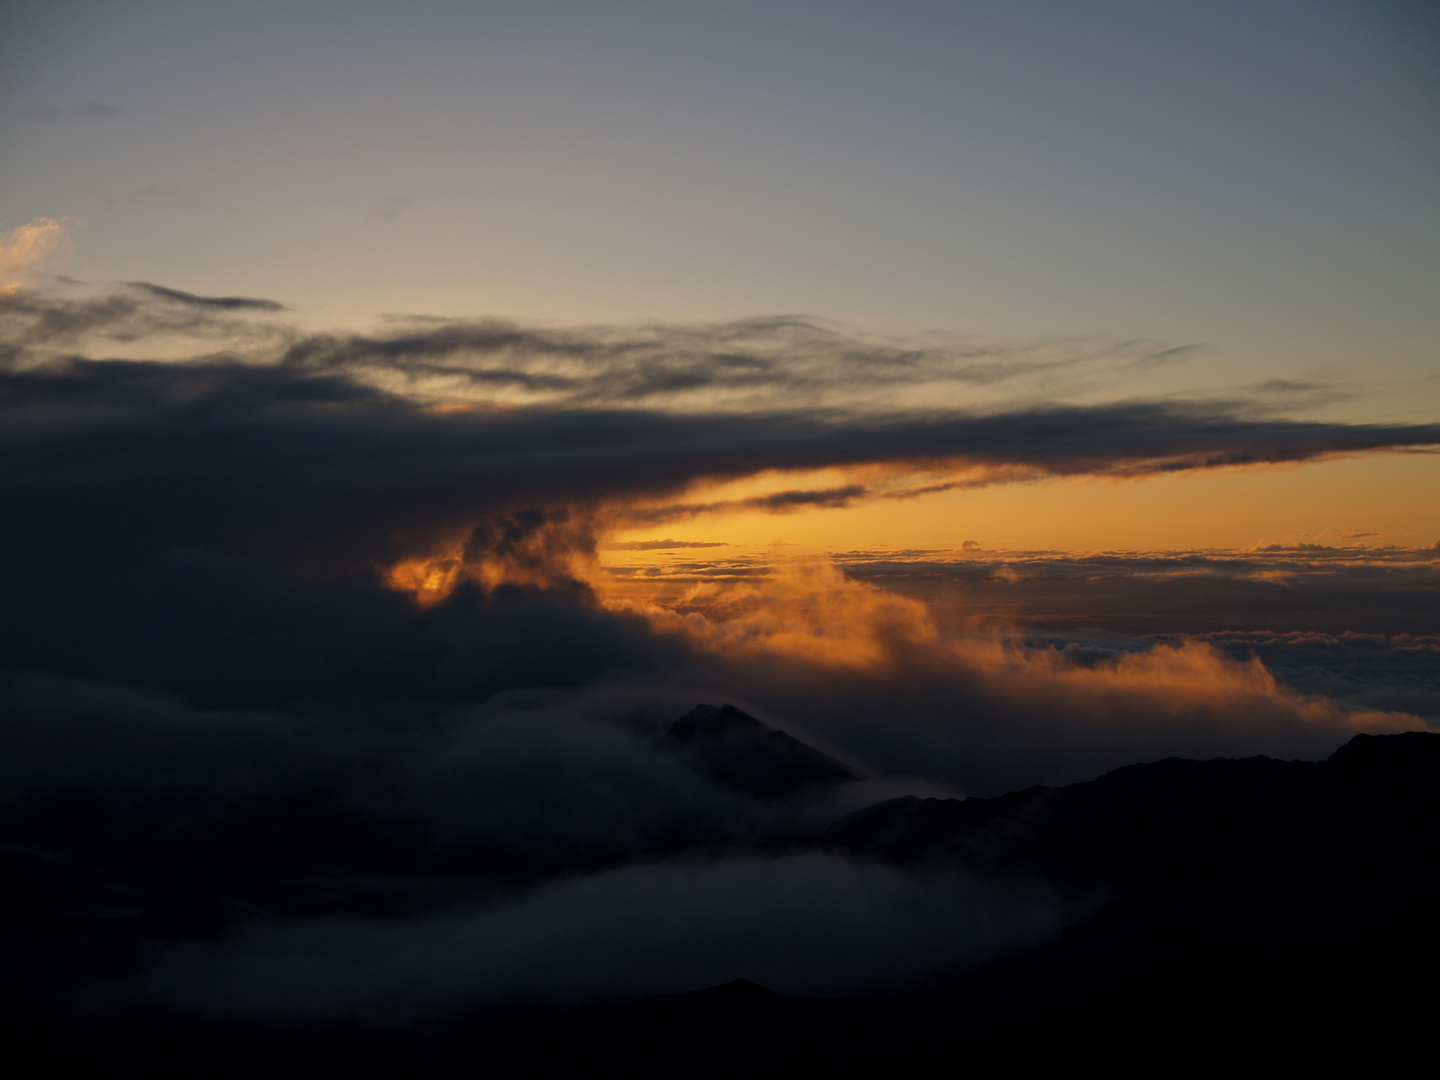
[664,703,858,799]
[480,730,1440,1075]
[826,730,1439,920]
[5,731,1437,1077]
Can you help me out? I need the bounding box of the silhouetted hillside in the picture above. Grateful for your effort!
[664,703,858,799]
[827,730,1439,924]
[4,731,1437,1077]
[547,731,1440,1075]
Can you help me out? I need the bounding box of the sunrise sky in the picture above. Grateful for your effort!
[4,0,1440,1024]
[5,2,1439,560]
[5,0,1438,660]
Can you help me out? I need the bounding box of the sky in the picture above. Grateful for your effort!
[1,0,1439,1017]
[4,3,1438,382]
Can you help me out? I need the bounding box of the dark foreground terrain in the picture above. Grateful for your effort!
[5,729,1437,1077]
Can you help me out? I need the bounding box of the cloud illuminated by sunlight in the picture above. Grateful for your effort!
[624,552,1425,747]
[634,556,940,668]
[382,519,1425,747]
[0,218,71,292]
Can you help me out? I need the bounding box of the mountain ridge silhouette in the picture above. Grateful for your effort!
[5,728,1436,1076]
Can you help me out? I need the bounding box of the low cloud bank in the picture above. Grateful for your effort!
[144,855,1068,1017]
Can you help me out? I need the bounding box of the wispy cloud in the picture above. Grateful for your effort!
[125,281,288,312]
[2,284,1437,577]
[0,218,71,292]
[604,538,730,550]
[6,283,1215,409]
[366,194,413,222]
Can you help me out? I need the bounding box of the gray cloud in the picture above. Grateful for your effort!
[624,485,872,524]
[1,284,1210,410]
[603,539,730,550]
[835,545,1440,637]
[1192,630,1440,721]
[3,286,1437,576]
[0,287,287,355]
[143,854,1070,1016]
[6,359,1434,575]
[684,642,1397,797]
[126,281,288,312]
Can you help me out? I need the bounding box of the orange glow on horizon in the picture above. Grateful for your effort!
[382,451,1439,611]
[599,450,1440,561]
[379,449,1436,746]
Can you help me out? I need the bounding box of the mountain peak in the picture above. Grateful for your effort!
[665,704,858,800]
[667,703,767,745]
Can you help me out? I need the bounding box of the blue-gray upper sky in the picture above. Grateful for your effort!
[3,0,1437,417]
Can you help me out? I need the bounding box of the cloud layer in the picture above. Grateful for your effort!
[4,284,1437,576]
[1,281,1435,1015]
[145,855,1067,1015]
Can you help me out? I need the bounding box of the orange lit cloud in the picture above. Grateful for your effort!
[632,556,940,668]
[4,280,1434,797]
[595,551,1426,792]
[386,508,601,605]
[0,217,71,292]
[380,523,1426,774]
[605,551,1417,733]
